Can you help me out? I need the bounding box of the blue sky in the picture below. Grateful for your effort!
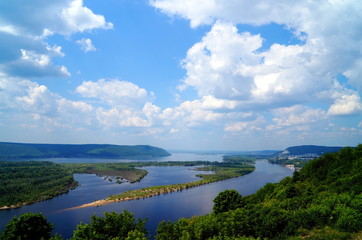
[0,0,361,151]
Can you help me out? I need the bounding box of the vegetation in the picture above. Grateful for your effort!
[212,189,244,214]
[1,145,361,239]
[0,212,54,240]
[70,211,147,240]
[0,142,171,158]
[154,145,362,239]
[0,161,151,208]
[269,158,310,168]
[64,163,148,183]
[0,161,76,208]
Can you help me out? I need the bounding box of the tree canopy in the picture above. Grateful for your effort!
[1,212,53,240]
[212,189,244,214]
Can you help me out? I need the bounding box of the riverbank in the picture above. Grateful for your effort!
[62,164,255,211]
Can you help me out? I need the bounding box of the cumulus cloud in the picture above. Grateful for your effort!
[59,0,113,35]
[328,93,362,116]
[76,79,150,106]
[180,21,262,100]
[180,21,330,110]
[153,0,362,116]
[0,0,112,80]
[150,0,293,28]
[271,105,327,129]
[0,0,112,37]
[76,38,96,52]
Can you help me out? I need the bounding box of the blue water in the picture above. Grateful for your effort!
[0,154,293,239]
[18,152,225,163]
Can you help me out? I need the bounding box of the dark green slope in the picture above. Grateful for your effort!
[0,142,171,158]
[155,145,362,240]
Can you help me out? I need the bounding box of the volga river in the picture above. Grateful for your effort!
[0,153,293,239]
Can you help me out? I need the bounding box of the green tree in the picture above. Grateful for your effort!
[1,212,54,240]
[125,230,148,240]
[213,189,244,214]
[71,211,148,240]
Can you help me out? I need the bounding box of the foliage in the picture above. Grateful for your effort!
[0,212,53,240]
[70,211,147,240]
[64,163,148,183]
[0,161,76,208]
[212,189,244,214]
[155,145,362,239]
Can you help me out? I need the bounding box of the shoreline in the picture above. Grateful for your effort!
[0,181,78,211]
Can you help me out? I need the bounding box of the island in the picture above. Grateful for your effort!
[62,157,256,210]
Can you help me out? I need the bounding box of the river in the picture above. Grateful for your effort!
[0,153,293,239]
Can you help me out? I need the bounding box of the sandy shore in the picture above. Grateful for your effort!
[59,194,155,212]
[0,202,30,210]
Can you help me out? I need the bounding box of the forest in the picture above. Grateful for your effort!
[0,161,76,209]
[1,145,361,239]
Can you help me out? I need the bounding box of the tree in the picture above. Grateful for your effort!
[213,189,244,214]
[1,212,54,240]
[71,211,148,240]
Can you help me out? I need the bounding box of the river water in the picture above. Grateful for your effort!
[0,153,293,239]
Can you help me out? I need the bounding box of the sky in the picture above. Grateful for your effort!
[0,0,361,151]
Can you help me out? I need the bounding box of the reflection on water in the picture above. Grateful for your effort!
[0,156,292,239]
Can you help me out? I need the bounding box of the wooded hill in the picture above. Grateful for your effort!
[0,142,171,158]
[277,145,343,156]
[155,145,362,239]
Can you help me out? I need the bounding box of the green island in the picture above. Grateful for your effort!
[1,145,361,239]
[62,158,256,210]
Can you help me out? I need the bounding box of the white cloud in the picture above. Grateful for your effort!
[181,21,262,100]
[328,93,362,116]
[59,0,113,35]
[0,0,112,80]
[0,0,113,37]
[271,105,327,129]
[76,38,96,52]
[180,21,329,110]
[153,0,362,115]
[76,79,149,106]
[224,116,264,133]
[0,78,58,115]
[150,0,291,28]
[96,107,151,128]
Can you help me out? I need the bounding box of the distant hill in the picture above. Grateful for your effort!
[0,142,171,159]
[277,145,343,156]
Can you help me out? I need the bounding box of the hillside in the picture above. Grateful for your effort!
[155,145,362,239]
[278,145,343,156]
[0,142,171,158]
